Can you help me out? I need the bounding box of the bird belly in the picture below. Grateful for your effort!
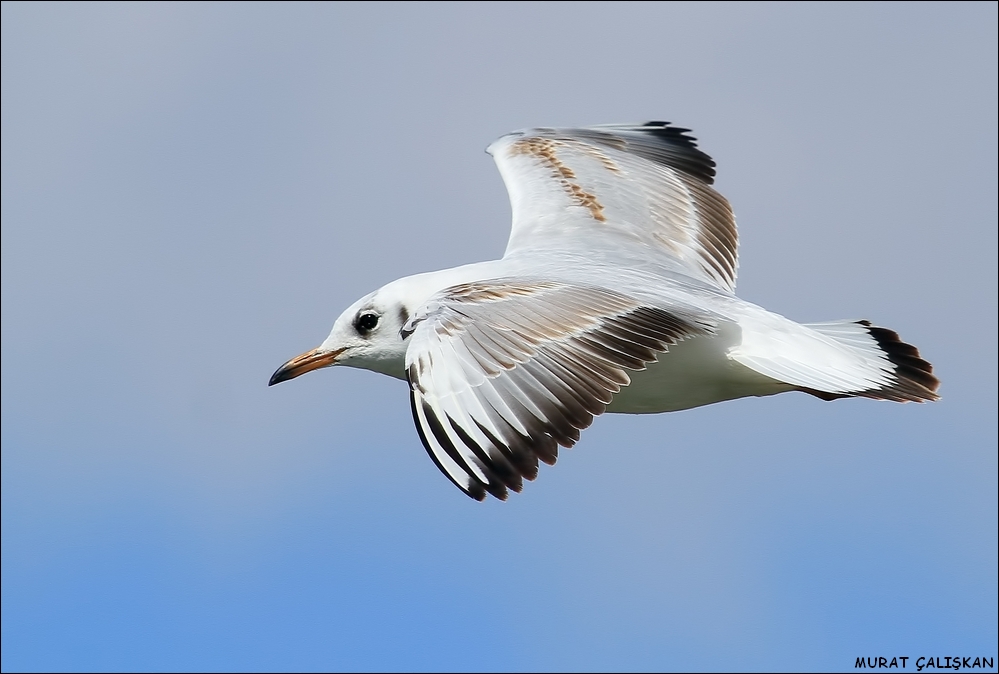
[606,327,793,414]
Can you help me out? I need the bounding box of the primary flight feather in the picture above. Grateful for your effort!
[268,122,939,501]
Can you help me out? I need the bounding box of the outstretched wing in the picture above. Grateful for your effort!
[403,279,711,500]
[488,122,739,293]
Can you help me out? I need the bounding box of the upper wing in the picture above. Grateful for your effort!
[403,279,711,501]
[488,122,739,293]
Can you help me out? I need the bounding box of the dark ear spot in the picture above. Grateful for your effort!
[400,306,420,340]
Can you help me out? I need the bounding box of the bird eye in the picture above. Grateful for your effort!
[355,312,379,334]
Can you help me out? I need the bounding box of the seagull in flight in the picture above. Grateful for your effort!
[269,122,939,501]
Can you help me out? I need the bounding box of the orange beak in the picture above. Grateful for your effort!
[268,347,345,386]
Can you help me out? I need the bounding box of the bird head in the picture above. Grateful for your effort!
[268,284,415,386]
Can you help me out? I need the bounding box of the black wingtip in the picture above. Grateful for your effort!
[618,121,718,184]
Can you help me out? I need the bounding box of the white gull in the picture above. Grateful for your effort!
[269,122,939,501]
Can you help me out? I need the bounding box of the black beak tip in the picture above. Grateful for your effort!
[268,369,287,387]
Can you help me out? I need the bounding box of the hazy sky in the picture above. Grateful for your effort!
[2,2,996,671]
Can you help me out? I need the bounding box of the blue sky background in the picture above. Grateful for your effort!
[2,3,996,672]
